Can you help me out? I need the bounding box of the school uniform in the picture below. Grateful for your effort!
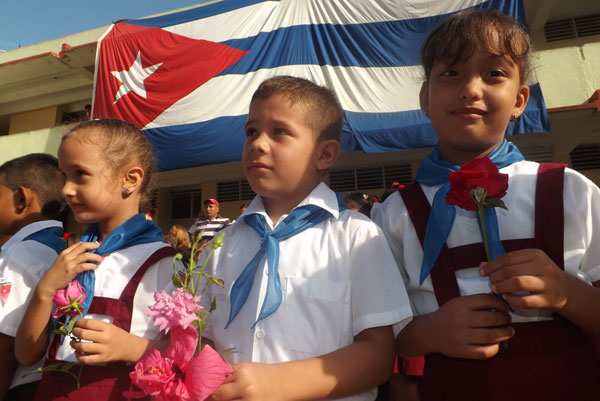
[201,182,413,401]
[0,220,65,395]
[372,160,600,401]
[34,220,180,400]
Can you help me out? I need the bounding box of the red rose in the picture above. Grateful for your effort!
[446,157,508,211]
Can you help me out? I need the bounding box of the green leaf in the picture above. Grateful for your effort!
[59,362,78,372]
[172,272,184,288]
[210,296,217,313]
[21,367,44,378]
[212,232,225,249]
[53,327,68,336]
[42,363,61,372]
[66,317,78,334]
[484,197,508,210]
[219,347,241,356]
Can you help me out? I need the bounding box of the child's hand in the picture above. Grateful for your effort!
[432,293,514,359]
[70,319,143,364]
[480,249,569,312]
[38,242,102,299]
[208,362,281,401]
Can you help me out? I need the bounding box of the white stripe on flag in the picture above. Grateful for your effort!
[163,0,488,43]
[144,64,424,129]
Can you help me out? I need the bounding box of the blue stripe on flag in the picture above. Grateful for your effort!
[129,0,278,28]
[146,83,548,171]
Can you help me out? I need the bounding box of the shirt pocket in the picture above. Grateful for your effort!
[283,276,350,356]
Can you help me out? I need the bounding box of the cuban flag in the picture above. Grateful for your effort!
[93,0,549,171]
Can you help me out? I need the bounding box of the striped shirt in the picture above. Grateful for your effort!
[188,216,231,238]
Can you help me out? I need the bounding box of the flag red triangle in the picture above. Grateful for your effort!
[93,23,249,128]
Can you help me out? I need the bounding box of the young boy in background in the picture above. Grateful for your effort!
[202,76,412,401]
[0,154,66,400]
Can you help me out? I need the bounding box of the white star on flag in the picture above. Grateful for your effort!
[111,51,162,104]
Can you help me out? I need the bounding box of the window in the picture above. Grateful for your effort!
[545,14,600,42]
[217,180,256,202]
[570,144,600,171]
[329,164,412,192]
[171,190,202,219]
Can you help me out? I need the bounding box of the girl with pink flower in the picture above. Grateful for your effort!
[15,119,183,401]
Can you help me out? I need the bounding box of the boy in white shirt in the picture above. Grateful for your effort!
[0,154,66,400]
[201,76,412,401]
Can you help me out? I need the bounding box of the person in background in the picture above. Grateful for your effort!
[188,199,231,242]
[238,202,249,216]
[164,224,192,267]
[344,191,378,218]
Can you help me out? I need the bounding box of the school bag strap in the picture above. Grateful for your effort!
[534,163,566,269]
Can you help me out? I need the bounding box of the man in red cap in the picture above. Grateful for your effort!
[188,198,231,243]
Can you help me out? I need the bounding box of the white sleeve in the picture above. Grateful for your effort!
[0,246,55,337]
[347,215,412,338]
[564,169,600,283]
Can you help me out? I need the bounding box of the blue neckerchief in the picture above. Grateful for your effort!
[23,226,67,255]
[226,204,335,329]
[414,140,524,284]
[75,213,165,318]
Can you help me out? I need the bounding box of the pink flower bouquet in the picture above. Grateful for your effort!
[127,231,232,401]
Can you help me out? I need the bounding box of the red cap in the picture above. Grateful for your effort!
[204,198,219,207]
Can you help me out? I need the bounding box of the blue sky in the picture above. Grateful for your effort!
[0,1,210,51]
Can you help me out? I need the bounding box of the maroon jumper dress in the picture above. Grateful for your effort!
[400,163,600,401]
[33,246,175,401]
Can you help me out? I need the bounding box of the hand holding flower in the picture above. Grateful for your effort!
[70,319,158,364]
[39,242,102,300]
[429,293,514,359]
[480,249,569,312]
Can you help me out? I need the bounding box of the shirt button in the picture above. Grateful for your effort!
[255,330,265,340]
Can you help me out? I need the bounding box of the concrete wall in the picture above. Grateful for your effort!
[0,123,73,165]
[9,105,63,134]
[531,31,600,107]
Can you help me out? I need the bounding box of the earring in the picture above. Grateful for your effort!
[123,188,130,195]
[510,113,518,122]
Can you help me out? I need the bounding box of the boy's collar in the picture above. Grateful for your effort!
[1,220,62,252]
[243,182,340,228]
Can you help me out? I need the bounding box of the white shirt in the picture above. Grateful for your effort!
[54,241,179,362]
[200,182,412,401]
[372,161,600,322]
[0,220,63,389]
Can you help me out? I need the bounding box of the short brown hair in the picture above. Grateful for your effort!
[421,8,531,83]
[64,118,156,206]
[167,224,190,248]
[251,76,344,141]
[0,153,66,219]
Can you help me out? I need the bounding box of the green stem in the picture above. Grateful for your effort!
[194,246,216,298]
[478,205,491,262]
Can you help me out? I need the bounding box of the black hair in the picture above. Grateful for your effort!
[0,153,66,218]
